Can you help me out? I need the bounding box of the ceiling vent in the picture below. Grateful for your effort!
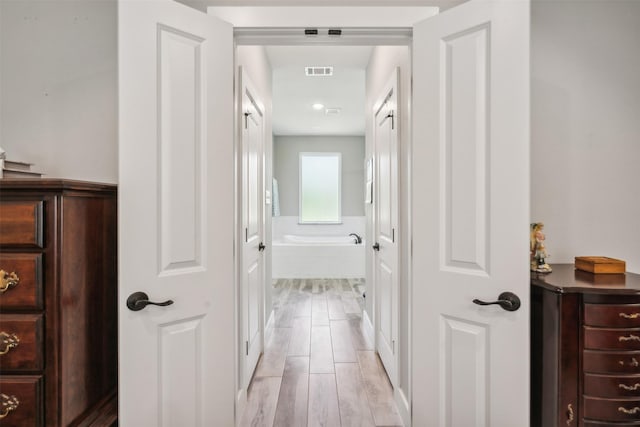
[325,108,341,115]
[305,66,333,77]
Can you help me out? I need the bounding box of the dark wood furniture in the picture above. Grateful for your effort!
[0,179,117,426]
[532,264,640,427]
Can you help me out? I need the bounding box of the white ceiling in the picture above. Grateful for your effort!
[267,45,372,136]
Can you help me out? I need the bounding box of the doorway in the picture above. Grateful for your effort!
[118,2,531,425]
[236,43,408,426]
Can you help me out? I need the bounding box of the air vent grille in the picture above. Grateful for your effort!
[325,108,341,115]
[305,66,333,77]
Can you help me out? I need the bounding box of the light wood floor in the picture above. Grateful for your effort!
[239,278,404,427]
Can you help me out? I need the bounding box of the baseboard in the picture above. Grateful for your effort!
[394,387,411,427]
[362,309,374,345]
[264,309,275,343]
[235,388,247,426]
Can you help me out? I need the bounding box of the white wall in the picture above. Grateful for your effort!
[0,0,117,183]
[273,135,365,217]
[365,45,411,417]
[531,0,640,273]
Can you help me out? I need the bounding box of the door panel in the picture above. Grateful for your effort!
[443,22,489,273]
[379,261,394,350]
[118,1,234,425]
[158,26,203,274]
[240,68,265,390]
[374,69,400,385]
[412,1,530,426]
[247,260,260,347]
[159,317,205,426]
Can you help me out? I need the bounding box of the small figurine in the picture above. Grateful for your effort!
[530,222,552,273]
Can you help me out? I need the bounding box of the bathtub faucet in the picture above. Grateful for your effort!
[349,233,362,244]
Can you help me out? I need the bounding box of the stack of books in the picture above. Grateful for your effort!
[0,158,42,178]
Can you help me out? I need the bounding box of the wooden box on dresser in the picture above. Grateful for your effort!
[0,179,117,426]
[532,264,640,427]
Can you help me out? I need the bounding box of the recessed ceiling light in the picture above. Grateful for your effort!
[312,103,325,110]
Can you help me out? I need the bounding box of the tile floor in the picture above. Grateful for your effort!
[239,278,403,427]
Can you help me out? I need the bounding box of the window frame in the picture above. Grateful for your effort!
[298,152,342,224]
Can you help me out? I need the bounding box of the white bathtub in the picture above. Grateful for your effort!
[272,234,365,278]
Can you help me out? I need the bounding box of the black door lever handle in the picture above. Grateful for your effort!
[473,291,521,312]
[258,242,266,252]
[126,291,174,312]
[372,243,380,251]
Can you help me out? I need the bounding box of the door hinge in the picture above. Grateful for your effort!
[245,227,248,243]
[244,112,251,129]
[245,341,249,356]
[392,228,395,243]
[385,111,395,130]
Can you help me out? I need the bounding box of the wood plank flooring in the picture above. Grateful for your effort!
[239,278,403,427]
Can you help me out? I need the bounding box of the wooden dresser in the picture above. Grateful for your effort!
[532,264,640,427]
[0,179,117,426]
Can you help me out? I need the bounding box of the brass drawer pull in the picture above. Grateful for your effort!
[0,332,20,355]
[619,406,640,415]
[619,335,640,342]
[0,394,19,419]
[0,270,19,293]
[620,313,640,319]
[620,383,640,391]
[566,403,574,425]
[620,357,640,367]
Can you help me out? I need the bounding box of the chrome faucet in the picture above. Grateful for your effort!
[349,233,362,244]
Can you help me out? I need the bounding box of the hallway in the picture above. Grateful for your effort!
[239,279,403,427]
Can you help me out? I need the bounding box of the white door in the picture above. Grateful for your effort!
[118,1,234,425]
[373,69,400,385]
[239,68,265,390]
[412,0,530,426]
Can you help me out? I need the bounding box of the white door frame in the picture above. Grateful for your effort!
[213,6,437,426]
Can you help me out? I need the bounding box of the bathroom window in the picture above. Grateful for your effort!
[299,152,341,224]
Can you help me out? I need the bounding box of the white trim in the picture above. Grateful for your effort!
[233,27,412,46]
[207,6,438,28]
[406,49,414,418]
[235,388,247,427]
[395,387,411,427]
[264,309,275,345]
[362,309,375,346]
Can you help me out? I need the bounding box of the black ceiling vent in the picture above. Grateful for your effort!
[304,28,318,36]
[328,29,342,36]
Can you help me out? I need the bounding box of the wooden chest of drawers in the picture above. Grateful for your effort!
[0,179,117,426]
[532,265,640,427]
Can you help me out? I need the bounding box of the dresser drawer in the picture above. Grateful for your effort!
[585,373,640,397]
[0,375,43,426]
[585,350,640,374]
[0,314,43,371]
[0,253,43,310]
[584,421,640,426]
[0,201,43,248]
[586,304,640,328]
[584,396,640,421]
[585,327,640,350]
